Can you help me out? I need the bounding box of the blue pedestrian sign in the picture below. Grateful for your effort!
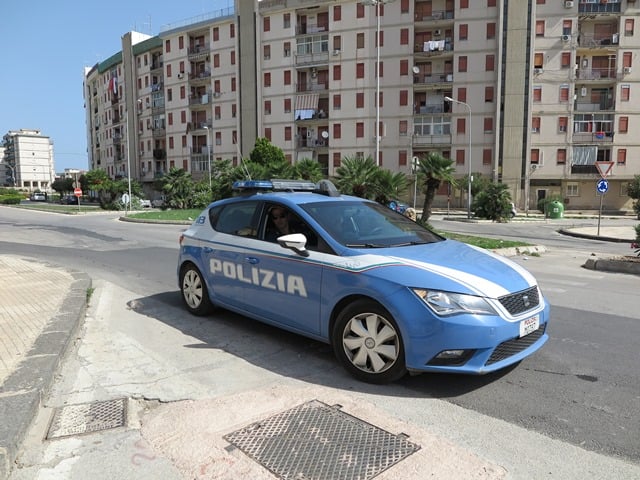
[596,179,609,194]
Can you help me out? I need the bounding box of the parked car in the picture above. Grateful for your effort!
[177,179,549,384]
[31,192,46,202]
[60,195,78,205]
[139,199,152,208]
[388,199,409,214]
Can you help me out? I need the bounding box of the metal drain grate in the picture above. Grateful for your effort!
[46,398,127,440]
[224,400,420,480]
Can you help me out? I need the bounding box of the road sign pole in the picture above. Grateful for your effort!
[598,191,603,236]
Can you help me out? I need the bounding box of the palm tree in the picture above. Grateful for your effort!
[416,152,457,221]
[294,158,324,182]
[334,155,379,198]
[373,169,408,205]
[161,167,194,209]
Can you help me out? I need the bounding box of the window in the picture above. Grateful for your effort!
[625,19,634,37]
[487,23,496,39]
[166,64,172,77]
[334,5,341,21]
[264,128,271,141]
[213,27,219,42]
[356,122,364,138]
[165,39,171,53]
[264,100,271,115]
[356,63,365,78]
[333,152,341,168]
[621,85,630,101]
[356,92,364,108]
[263,16,270,32]
[399,150,408,166]
[399,120,408,136]
[531,149,541,165]
[231,51,235,65]
[333,123,341,139]
[180,86,185,99]
[457,118,466,134]
[532,117,541,133]
[562,20,572,36]
[617,149,627,165]
[264,45,271,59]
[214,54,220,68]
[457,88,467,102]
[557,149,566,165]
[460,0,469,8]
[485,86,494,102]
[399,90,408,106]
[357,33,365,49]
[486,55,495,71]
[264,72,271,87]
[567,183,579,197]
[230,24,235,38]
[333,94,341,110]
[458,56,468,72]
[459,24,468,41]
[561,52,571,68]
[284,126,291,141]
[356,3,365,18]
[400,59,408,76]
[400,0,409,13]
[283,13,290,28]
[401,28,409,45]
[456,149,465,165]
[284,70,291,85]
[484,117,493,133]
[534,52,544,68]
[623,52,633,68]
[533,86,542,102]
[483,149,492,165]
[284,98,291,113]
[333,65,341,81]
[333,35,341,51]
[559,116,568,132]
[535,21,545,37]
[618,116,628,133]
[179,36,184,50]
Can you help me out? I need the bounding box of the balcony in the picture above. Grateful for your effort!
[297,138,329,150]
[296,82,328,93]
[579,2,621,15]
[414,39,453,58]
[577,33,619,48]
[295,51,330,66]
[153,149,166,160]
[189,70,211,85]
[188,43,210,61]
[187,120,212,132]
[414,73,453,88]
[152,127,166,138]
[189,94,210,107]
[296,23,328,35]
[571,131,614,144]
[576,67,619,81]
[414,9,454,22]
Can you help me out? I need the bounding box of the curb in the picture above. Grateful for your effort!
[582,257,640,275]
[0,270,91,479]
[558,228,635,243]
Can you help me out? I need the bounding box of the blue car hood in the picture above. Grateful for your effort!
[347,239,537,298]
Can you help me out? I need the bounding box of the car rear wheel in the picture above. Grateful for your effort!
[332,300,406,384]
[180,263,213,316]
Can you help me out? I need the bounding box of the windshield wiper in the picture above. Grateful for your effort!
[345,243,387,248]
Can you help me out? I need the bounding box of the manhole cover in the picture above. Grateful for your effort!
[46,398,127,440]
[224,400,420,480]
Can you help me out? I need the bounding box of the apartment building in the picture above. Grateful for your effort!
[1,129,55,191]
[83,0,639,211]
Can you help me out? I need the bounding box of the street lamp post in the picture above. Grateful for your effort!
[364,0,395,166]
[445,96,472,219]
[203,125,212,191]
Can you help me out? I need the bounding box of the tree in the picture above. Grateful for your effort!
[247,137,294,179]
[373,169,408,205]
[626,175,640,218]
[472,182,513,222]
[84,169,141,209]
[334,156,380,198]
[416,152,456,221]
[160,167,194,209]
[51,177,74,197]
[294,158,324,182]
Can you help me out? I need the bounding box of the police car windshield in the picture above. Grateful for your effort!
[302,201,444,248]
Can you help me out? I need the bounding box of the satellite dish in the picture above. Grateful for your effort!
[412,66,420,74]
[321,131,329,139]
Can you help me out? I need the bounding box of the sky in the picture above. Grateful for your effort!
[1,0,233,171]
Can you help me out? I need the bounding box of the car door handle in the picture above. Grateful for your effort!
[246,257,259,265]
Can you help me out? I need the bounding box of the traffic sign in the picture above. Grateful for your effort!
[596,179,609,194]
[595,161,613,178]
[73,188,82,197]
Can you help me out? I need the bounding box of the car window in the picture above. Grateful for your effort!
[211,201,259,237]
[302,201,444,247]
[261,203,323,251]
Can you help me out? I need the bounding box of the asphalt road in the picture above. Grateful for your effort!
[1,207,638,466]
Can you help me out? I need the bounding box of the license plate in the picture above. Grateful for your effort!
[519,315,539,338]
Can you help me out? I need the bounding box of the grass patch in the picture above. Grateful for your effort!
[439,231,531,249]
[128,209,203,221]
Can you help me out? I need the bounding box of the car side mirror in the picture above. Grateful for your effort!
[277,233,309,257]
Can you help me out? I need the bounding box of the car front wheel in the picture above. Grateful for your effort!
[332,300,406,384]
[180,263,213,316]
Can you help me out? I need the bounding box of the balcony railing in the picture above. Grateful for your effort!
[414,40,453,56]
[574,100,614,111]
[576,68,618,80]
[189,71,211,82]
[414,73,453,85]
[295,51,330,66]
[297,138,329,149]
[296,23,328,35]
[414,9,454,22]
[296,82,328,92]
[412,134,452,146]
[578,33,619,48]
[571,131,614,143]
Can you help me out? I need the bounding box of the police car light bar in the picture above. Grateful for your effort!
[232,179,318,192]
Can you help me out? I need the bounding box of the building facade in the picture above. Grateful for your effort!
[83,0,639,211]
[1,129,55,191]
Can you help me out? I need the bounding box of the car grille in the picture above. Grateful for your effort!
[485,324,546,366]
[498,286,539,315]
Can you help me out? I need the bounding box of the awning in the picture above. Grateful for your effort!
[295,93,319,110]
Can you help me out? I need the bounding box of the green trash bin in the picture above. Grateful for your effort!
[546,200,564,219]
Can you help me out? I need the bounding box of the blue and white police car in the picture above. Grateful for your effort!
[178,179,549,383]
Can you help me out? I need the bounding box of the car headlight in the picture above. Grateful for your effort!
[412,288,498,316]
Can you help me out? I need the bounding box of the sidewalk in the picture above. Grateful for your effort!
[0,256,90,479]
[0,222,637,478]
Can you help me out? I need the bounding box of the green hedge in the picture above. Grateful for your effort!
[0,195,23,205]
